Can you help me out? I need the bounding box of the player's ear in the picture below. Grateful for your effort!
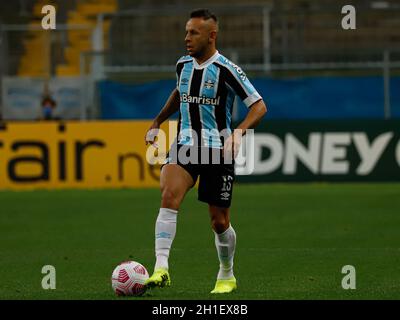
[209,30,217,42]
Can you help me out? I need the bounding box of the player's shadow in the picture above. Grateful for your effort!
[115,290,155,299]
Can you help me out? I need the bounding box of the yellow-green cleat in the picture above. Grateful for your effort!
[145,268,171,288]
[210,277,237,294]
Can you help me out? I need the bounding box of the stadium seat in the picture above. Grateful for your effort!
[17,0,117,77]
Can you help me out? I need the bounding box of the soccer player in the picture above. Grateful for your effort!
[144,9,267,294]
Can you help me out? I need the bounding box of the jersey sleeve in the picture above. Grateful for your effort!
[224,63,262,108]
[176,63,182,91]
[175,57,189,91]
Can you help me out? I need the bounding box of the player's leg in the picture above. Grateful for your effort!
[146,163,195,288]
[156,163,194,270]
[198,163,237,293]
[160,163,194,210]
[209,205,237,294]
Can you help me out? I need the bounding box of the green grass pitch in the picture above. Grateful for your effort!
[1,183,400,300]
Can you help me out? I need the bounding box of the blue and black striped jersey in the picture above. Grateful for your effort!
[175,51,262,149]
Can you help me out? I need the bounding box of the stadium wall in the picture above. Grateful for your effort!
[0,119,399,190]
[237,119,400,182]
[98,76,400,120]
[2,77,89,120]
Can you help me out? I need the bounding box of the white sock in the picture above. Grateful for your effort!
[154,207,178,271]
[214,224,236,280]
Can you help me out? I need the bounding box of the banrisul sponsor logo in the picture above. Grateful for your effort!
[180,93,220,106]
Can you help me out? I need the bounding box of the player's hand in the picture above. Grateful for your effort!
[145,121,160,148]
[224,129,242,161]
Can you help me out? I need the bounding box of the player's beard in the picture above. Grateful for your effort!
[189,42,208,59]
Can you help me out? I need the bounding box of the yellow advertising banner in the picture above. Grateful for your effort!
[0,120,177,190]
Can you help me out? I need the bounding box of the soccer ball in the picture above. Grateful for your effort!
[111,261,149,296]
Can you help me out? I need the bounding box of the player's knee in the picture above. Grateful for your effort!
[161,187,180,209]
[211,214,230,234]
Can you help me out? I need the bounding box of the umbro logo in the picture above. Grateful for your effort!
[221,192,230,200]
[204,79,214,89]
[181,78,189,85]
[156,232,172,239]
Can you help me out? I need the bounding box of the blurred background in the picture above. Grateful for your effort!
[0,0,399,187]
[0,0,399,121]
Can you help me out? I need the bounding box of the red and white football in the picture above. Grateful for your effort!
[111,261,149,296]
